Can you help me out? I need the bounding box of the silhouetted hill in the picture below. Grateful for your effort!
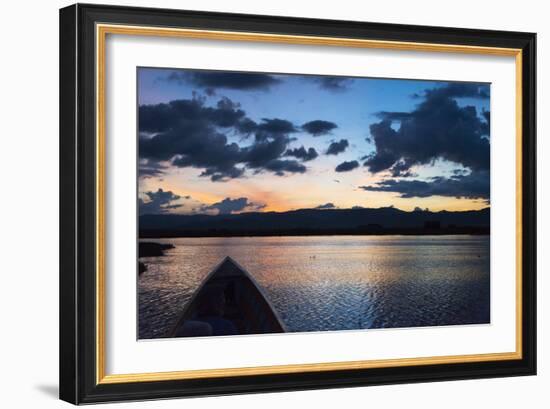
[140,207,490,237]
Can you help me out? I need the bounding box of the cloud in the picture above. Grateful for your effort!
[335,160,359,172]
[139,97,248,136]
[243,131,304,176]
[166,70,281,91]
[139,189,184,215]
[208,97,248,127]
[315,202,336,209]
[302,120,337,136]
[255,118,298,140]
[285,146,319,161]
[326,139,349,155]
[389,160,416,177]
[200,197,266,215]
[139,161,167,179]
[261,159,306,176]
[197,166,245,182]
[139,97,313,181]
[360,170,489,200]
[309,76,353,92]
[452,168,470,177]
[481,110,490,136]
[234,117,257,135]
[364,82,490,175]
[414,82,490,100]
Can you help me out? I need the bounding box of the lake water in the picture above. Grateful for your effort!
[138,235,490,339]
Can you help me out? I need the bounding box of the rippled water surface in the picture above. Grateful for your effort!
[139,235,490,339]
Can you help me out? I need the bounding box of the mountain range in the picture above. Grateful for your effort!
[140,207,490,237]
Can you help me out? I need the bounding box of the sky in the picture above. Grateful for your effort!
[137,67,490,216]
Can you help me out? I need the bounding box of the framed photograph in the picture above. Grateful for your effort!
[59,3,536,404]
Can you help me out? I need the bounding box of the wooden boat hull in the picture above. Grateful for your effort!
[170,257,286,337]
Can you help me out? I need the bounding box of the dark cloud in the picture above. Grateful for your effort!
[364,82,490,175]
[261,159,306,176]
[200,197,266,215]
[360,170,489,200]
[209,97,247,127]
[139,161,167,179]
[234,117,257,136]
[239,118,304,176]
[481,110,490,136]
[285,146,318,161]
[309,76,353,92]
[452,168,470,177]
[415,82,490,100]
[302,120,337,136]
[389,160,416,177]
[326,139,349,155]
[139,97,310,181]
[139,97,248,136]
[244,133,294,169]
[315,202,336,209]
[139,189,184,215]
[163,122,246,181]
[335,160,359,172]
[166,70,281,91]
[255,118,298,140]
[197,166,245,182]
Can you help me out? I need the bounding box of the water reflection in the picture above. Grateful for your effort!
[138,235,490,339]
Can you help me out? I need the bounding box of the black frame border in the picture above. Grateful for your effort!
[60,3,536,404]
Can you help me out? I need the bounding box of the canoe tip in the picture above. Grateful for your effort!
[222,255,237,264]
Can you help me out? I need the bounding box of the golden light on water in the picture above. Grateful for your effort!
[139,235,491,339]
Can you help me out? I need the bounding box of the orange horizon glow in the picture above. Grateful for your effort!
[140,166,489,215]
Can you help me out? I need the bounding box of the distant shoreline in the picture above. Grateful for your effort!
[139,207,490,239]
[140,226,490,239]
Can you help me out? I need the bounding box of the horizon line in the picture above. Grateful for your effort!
[140,205,491,217]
